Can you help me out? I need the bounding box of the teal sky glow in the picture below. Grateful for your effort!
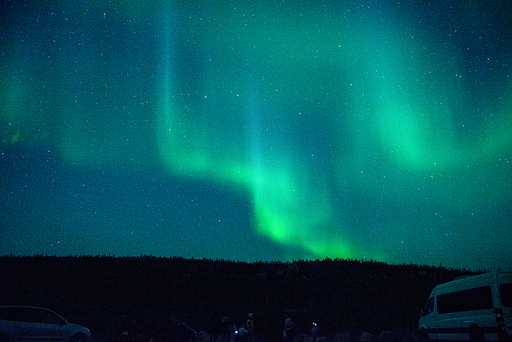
[1,1,511,270]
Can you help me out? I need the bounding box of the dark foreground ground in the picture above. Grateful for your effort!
[0,255,481,341]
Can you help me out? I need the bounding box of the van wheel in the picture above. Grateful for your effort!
[469,325,485,342]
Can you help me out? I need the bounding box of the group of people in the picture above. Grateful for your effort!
[283,316,321,342]
[215,313,321,342]
[214,313,266,342]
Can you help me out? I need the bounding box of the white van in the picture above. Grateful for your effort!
[418,271,512,342]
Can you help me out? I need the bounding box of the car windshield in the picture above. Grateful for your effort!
[41,310,63,324]
[500,284,512,308]
[424,297,434,315]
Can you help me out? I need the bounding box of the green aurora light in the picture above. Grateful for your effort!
[156,2,512,264]
[1,1,511,269]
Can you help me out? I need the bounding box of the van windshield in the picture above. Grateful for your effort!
[500,284,512,307]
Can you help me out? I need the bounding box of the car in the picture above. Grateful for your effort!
[0,306,91,342]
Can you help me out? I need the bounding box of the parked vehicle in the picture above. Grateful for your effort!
[418,271,512,342]
[0,306,91,342]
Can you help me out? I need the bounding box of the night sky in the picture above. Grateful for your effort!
[1,1,511,271]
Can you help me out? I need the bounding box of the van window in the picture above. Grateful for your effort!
[14,308,42,323]
[500,284,512,308]
[437,286,493,314]
[41,309,63,324]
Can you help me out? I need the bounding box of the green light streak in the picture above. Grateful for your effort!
[156,2,512,263]
[1,1,509,268]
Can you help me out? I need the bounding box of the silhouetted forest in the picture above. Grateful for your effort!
[0,255,481,340]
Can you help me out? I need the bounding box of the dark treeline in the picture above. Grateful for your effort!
[0,255,480,339]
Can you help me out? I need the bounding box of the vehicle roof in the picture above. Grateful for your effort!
[432,271,512,295]
[0,306,62,316]
[0,305,50,310]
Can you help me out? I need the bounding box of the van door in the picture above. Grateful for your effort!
[39,308,68,342]
[13,307,44,342]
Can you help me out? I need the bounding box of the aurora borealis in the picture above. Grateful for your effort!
[1,1,511,270]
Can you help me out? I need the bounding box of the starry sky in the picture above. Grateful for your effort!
[1,1,511,271]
